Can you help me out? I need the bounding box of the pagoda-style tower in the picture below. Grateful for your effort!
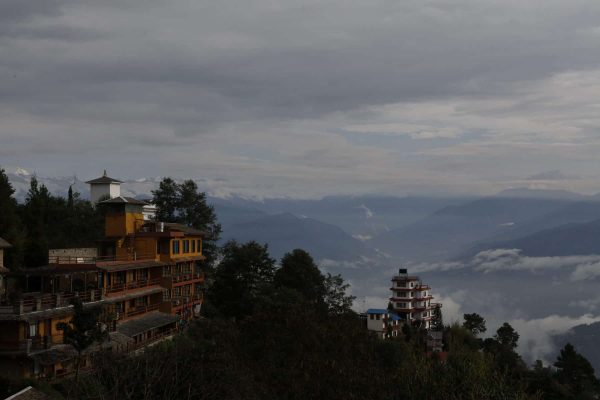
[86,170,123,204]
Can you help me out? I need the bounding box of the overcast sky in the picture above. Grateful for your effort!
[2,0,600,197]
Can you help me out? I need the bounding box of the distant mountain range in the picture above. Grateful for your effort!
[369,197,580,262]
[220,212,377,261]
[8,166,600,265]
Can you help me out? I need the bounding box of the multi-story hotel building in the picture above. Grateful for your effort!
[389,268,440,330]
[0,173,205,379]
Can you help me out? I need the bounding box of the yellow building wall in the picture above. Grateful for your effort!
[169,237,203,259]
[134,237,157,260]
[105,212,144,237]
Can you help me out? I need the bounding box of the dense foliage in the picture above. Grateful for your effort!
[46,244,599,400]
[0,168,104,269]
[152,178,222,267]
[2,168,599,399]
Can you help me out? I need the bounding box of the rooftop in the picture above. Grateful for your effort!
[96,259,166,273]
[366,309,389,314]
[0,237,12,248]
[99,196,148,206]
[85,170,123,184]
[116,311,179,337]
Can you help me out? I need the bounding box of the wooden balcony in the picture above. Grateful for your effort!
[105,277,162,294]
[49,252,157,265]
[0,336,52,355]
[120,327,178,353]
[115,303,161,320]
[0,290,102,315]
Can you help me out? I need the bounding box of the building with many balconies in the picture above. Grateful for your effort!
[389,268,441,330]
[0,174,206,379]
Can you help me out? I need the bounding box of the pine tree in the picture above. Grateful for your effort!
[152,178,221,267]
[0,168,24,269]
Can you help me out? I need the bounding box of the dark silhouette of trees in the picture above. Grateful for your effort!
[152,178,221,267]
[207,240,275,319]
[463,313,487,336]
[554,343,600,398]
[57,298,108,380]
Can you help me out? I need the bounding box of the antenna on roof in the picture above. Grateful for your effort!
[103,169,107,177]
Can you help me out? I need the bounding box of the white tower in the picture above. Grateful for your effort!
[85,170,123,204]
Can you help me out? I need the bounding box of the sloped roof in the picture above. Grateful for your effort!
[96,259,166,272]
[0,237,12,248]
[163,223,205,236]
[99,196,147,206]
[4,386,50,400]
[366,309,388,314]
[85,170,123,184]
[116,311,179,337]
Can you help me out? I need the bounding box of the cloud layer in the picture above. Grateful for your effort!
[3,1,600,196]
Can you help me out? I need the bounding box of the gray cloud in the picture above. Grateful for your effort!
[526,170,575,181]
[4,1,600,196]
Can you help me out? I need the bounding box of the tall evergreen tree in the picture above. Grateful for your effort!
[274,249,326,305]
[0,168,24,269]
[463,313,487,336]
[207,240,275,319]
[67,185,74,209]
[554,343,600,398]
[152,178,221,267]
[152,177,178,221]
[57,298,108,380]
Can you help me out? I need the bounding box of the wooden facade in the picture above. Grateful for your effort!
[0,200,206,379]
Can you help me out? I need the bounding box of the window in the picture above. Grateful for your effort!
[196,240,201,253]
[163,290,170,301]
[369,314,374,320]
[192,240,196,253]
[376,314,381,320]
[172,240,180,254]
[114,271,126,285]
[28,323,38,338]
[139,269,148,280]
[135,297,148,307]
[183,240,190,253]
[398,292,406,298]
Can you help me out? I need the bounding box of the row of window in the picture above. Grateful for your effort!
[393,291,428,298]
[172,239,201,255]
[395,301,430,308]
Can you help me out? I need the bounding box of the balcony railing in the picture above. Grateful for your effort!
[105,277,162,294]
[49,252,158,265]
[0,335,58,354]
[120,328,178,353]
[0,290,102,315]
[115,303,161,320]
[170,292,203,307]
[166,272,204,283]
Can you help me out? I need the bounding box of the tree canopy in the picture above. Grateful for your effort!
[151,178,221,267]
